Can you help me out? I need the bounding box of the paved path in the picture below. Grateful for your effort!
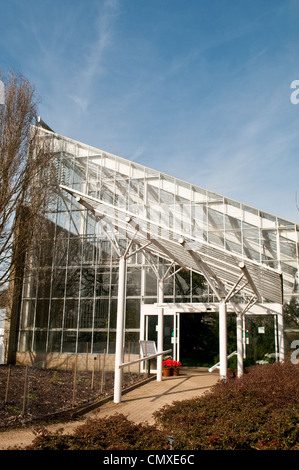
[91,368,219,425]
[0,368,219,450]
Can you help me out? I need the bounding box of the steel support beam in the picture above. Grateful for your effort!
[157,279,164,382]
[277,304,285,362]
[114,256,127,403]
[236,314,243,377]
[219,301,228,380]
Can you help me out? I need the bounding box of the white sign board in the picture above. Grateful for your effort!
[140,340,157,357]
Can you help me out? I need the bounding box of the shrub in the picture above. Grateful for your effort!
[26,362,299,450]
[26,414,170,450]
[154,362,299,450]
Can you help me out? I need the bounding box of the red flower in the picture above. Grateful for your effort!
[173,361,181,368]
[162,359,182,368]
[162,359,173,368]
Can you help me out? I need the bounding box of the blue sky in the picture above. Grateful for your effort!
[1,0,299,222]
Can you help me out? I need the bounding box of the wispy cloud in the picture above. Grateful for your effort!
[69,0,119,113]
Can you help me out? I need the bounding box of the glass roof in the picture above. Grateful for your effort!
[37,127,299,303]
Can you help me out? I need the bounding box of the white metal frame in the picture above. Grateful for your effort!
[59,181,285,402]
[140,309,180,374]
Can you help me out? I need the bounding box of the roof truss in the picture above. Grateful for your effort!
[59,184,283,304]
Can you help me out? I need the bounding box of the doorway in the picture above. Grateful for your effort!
[179,312,219,367]
[141,312,179,372]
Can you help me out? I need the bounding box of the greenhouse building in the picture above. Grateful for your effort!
[4,124,299,398]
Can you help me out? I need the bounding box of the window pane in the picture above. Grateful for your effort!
[34,331,47,352]
[20,300,36,328]
[35,299,49,328]
[19,331,33,352]
[62,331,77,352]
[126,268,141,296]
[77,332,92,353]
[94,299,109,328]
[79,299,94,328]
[49,299,64,328]
[126,299,140,328]
[64,299,78,328]
[80,268,95,297]
[65,269,80,297]
[48,331,62,352]
[93,332,108,353]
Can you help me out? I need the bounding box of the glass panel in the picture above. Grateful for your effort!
[175,271,191,296]
[20,300,36,328]
[37,269,52,298]
[77,332,92,353]
[192,272,205,297]
[126,299,140,328]
[163,315,174,354]
[96,270,111,296]
[54,235,68,266]
[52,268,66,298]
[126,268,141,296]
[62,331,77,352]
[79,299,94,328]
[108,332,116,354]
[35,299,49,328]
[64,299,78,329]
[22,270,38,298]
[94,299,109,328]
[68,237,83,266]
[37,240,54,267]
[145,268,157,296]
[82,238,96,264]
[164,276,174,296]
[65,269,80,297]
[109,299,117,329]
[33,331,47,352]
[245,315,276,363]
[80,268,95,297]
[93,332,108,353]
[49,299,64,328]
[48,331,62,352]
[125,332,140,355]
[19,331,33,352]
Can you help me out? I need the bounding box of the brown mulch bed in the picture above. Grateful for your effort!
[0,365,146,430]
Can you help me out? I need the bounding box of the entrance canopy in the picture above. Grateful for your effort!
[60,184,283,306]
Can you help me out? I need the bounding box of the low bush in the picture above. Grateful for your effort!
[26,362,299,450]
[26,414,170,450]
[154,362,299,450]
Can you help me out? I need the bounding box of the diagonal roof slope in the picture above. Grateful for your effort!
[37,126,299,303]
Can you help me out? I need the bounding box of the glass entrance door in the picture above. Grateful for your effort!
[141,312,180,372]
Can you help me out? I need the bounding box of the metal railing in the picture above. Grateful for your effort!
[208,351,237,373]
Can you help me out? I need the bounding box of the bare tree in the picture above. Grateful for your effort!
[0,70,53,288]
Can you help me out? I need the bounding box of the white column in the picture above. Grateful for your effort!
[219,301,227,380]
[114,256,127,403]
[236,313,243,377]
[277,304,285,362]
[173,313,177,361]
[157,279,164,381]
[274,315,279,362]
[242,315,246,358]
[177,313,180,362]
